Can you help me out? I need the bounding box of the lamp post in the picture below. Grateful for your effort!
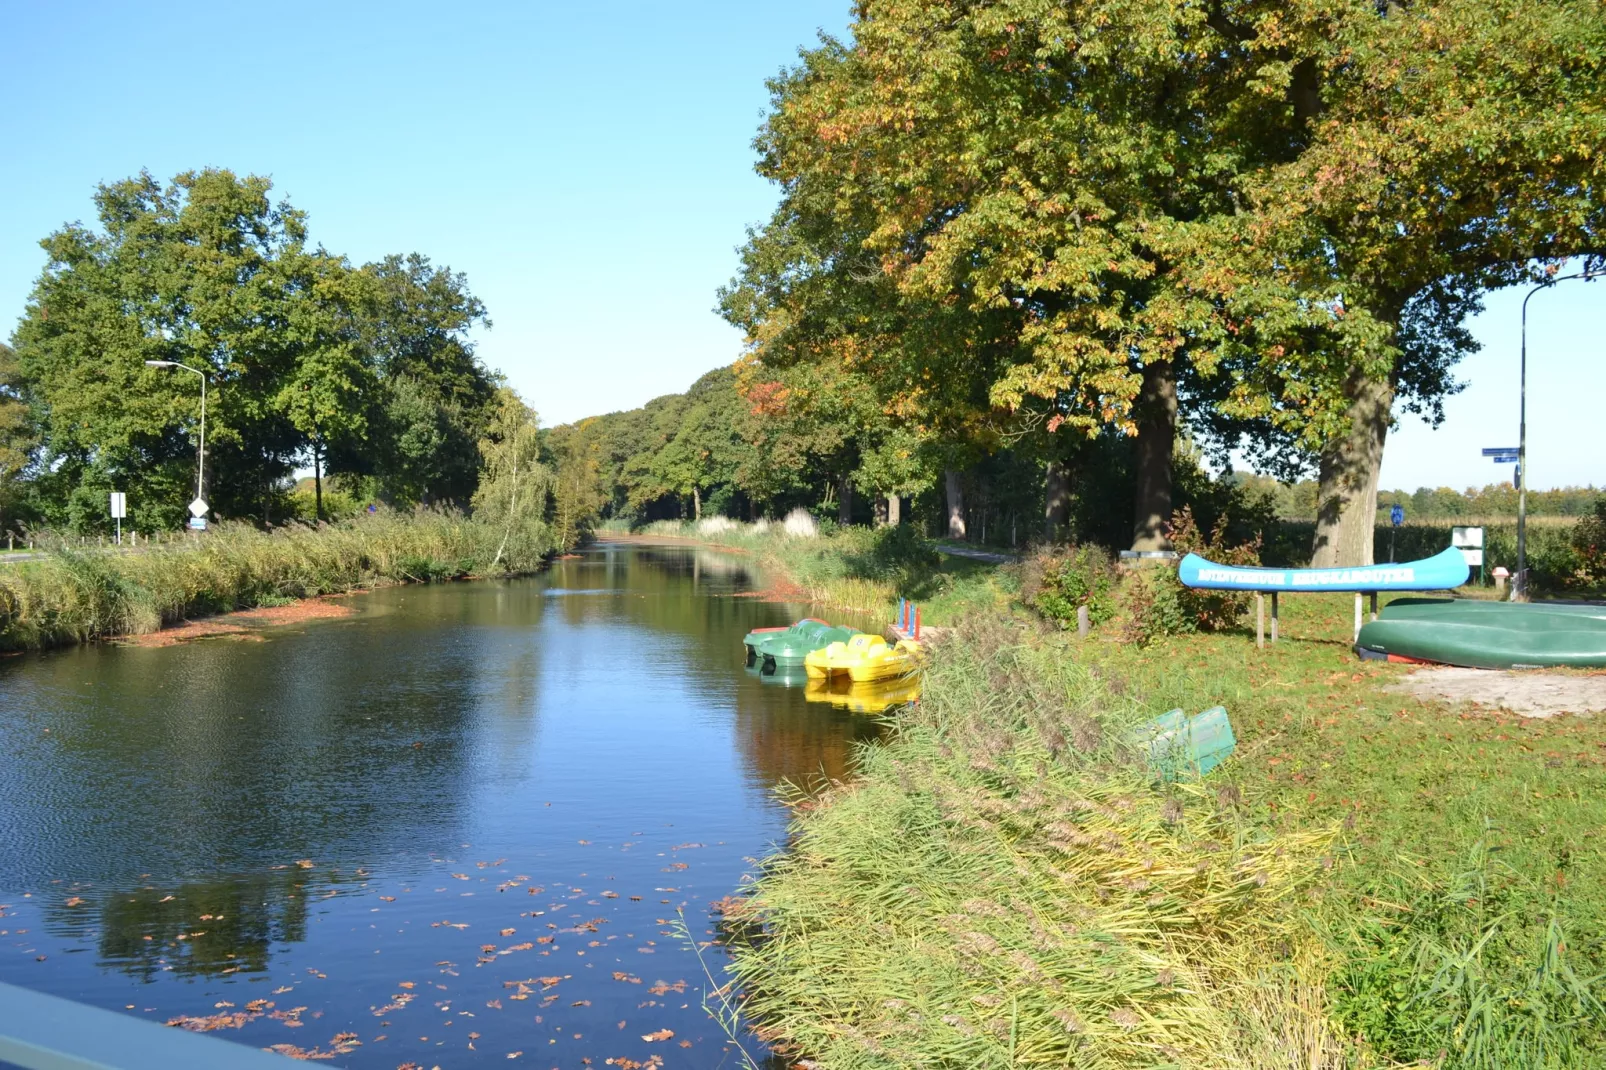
[1516,267,1602,600]
[144,360,208,523]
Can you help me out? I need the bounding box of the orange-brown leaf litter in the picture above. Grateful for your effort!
[122,594,362,647]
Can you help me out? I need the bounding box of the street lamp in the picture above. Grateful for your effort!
[145,360,208,523]
[1516,267,1603,600]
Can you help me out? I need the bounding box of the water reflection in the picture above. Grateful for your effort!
[0,545,882,1067]
[37,869,332,981]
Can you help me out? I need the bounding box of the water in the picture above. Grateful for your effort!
[0,544,883,1068]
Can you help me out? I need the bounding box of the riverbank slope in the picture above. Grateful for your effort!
[0,511,561,651]
[654,525,1606,1067]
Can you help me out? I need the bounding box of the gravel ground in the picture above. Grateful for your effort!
[1390,665,1606,718]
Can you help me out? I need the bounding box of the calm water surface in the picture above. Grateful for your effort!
[0,545,881,1068]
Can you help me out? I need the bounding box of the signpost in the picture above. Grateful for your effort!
[1452,526,1485,586]
[1389,504,1404,562]
[109,492,126,546]
[188,497,208,533]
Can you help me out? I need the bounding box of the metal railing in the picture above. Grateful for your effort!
[0,981,299,1069]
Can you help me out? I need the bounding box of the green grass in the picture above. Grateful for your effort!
[0,509,561,650]
[632,519,1011,625]
[724,584,1606,1068]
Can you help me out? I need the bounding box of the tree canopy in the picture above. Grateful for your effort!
[8,169,503,532]
[718,0,1606,561]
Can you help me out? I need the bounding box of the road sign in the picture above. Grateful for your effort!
[188,497,209,518]
[1481,447,1519,463]
[1390,505,1404,526]
[188,516,207,531]
[1451,526,1484,548]
[109,492,126,519]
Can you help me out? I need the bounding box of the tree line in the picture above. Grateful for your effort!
[692,0,1605,565]
[2,168,542,534]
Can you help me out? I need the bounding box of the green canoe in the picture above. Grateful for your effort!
[1355,598,1606,669]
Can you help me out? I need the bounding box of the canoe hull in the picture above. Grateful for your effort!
[1355,599,1606,669]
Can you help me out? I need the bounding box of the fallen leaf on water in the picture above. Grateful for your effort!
[294,860,314,869]
[640,1029,673,1042]
[500,928,516,936]
[64,896,86,907]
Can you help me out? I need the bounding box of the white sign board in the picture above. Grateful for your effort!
[188,497,209,518]
[109,492,126,519]
[1451,526,1484,548]
[1460,549,1484,566]
[188,516,207,531]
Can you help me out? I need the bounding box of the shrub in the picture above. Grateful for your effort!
[1023,544,1119,627]
[1122,508,1260,645]
[1570,497,1606,589]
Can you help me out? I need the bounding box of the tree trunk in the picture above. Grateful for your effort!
[945,469,966,539]
[1311,375,1394,567]
[1131,360,1177,551]
[693,485,701,521]
[874,497,888,526]
[888,495,901,526]
[1044,459,1070,543]
[838,476,853,526]
[313,442,324,523]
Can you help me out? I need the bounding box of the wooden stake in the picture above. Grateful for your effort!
[1270,591,1279,644]
[1354,593,1363,641]
[1256,593,1265,649]
[1370,590,1379,622]
[1077,604,1090,638]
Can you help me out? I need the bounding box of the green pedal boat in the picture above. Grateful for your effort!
[1356,598,1606,670]
[743,618,858,670]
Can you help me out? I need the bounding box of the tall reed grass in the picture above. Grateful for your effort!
[729,616,1348,1068]
[0,510,558,650]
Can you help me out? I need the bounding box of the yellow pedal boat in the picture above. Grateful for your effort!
[804,634,923,683]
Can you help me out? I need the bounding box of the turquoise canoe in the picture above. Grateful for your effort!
[1179,546,1469,592]
[1355,598,1606,669]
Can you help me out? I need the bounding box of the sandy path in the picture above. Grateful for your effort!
[1390,665,1606,717]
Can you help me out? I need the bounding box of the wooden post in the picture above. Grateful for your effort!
[1270,591,1279,644]
[1256,593,1265,649]
[1370,591,1379,622]
[1354,593,1363,641]
[1077,604,1090,638]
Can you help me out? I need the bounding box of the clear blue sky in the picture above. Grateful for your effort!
[2,1,1599,492]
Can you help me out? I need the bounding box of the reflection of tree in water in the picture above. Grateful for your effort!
[568,547,887,787]
[39,867,342,982]
[730,699,882,787]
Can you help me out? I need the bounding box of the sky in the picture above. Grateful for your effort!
[1,1,1600,493]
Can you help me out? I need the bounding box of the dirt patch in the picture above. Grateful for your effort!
[123,597,357,647]
[1390,666,1606,718]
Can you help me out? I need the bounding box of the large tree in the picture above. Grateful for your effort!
[11,169,310,529]
[726,0,1605,559]
[1210,0,1606,565]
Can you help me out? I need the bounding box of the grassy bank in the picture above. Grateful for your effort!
[632,518,1006,625]
[729,594,1606,1068]
[0,510,559,650]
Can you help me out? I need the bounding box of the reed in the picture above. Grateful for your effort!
[0,510,559,650]
[729,615,1349,1069]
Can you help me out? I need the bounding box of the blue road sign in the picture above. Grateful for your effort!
[1390,505,1405,527]
[1482,447,1520,463]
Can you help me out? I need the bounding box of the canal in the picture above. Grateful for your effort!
[0,544,882,1068]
